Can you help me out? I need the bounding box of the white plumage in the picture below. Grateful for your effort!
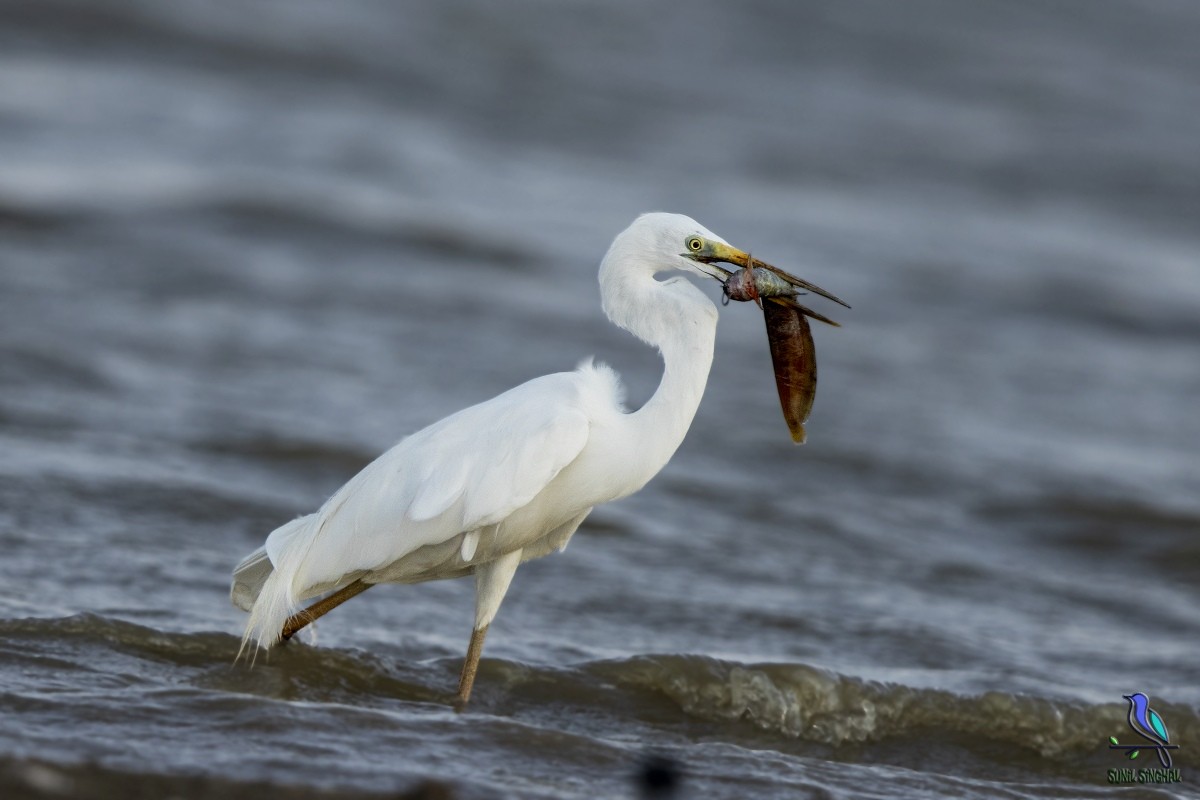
[232,212,740,705]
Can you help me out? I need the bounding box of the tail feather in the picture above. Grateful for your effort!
[230,546,273,612]
[238,567,302,660]
[232,514,317,658]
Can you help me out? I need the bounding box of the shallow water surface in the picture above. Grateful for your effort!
[1,1,1198,797]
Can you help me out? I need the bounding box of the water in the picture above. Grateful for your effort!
[2,1,1198,797]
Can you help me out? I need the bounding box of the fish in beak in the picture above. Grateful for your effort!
[686,240,850,444]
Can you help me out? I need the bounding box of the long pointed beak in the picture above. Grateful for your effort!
[690,242,851,309]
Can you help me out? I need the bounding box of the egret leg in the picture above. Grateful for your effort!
[455,623,489,709]
[280,579,371,642]
[454,548,522,709]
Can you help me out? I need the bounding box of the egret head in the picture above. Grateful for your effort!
[618,212,849,308]
[605,212,731,282]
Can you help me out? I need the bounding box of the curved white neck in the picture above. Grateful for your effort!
[600,261,718,484]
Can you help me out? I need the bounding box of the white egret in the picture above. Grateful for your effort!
[230,212,846,707]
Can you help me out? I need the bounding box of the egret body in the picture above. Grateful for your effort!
[231,212,840,706]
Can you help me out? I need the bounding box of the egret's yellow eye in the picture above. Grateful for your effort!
[687,237,704,252]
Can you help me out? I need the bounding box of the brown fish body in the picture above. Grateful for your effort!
[721,266,829,444]
[763,298,816,444]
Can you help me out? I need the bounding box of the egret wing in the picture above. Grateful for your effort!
[272,372,594,599]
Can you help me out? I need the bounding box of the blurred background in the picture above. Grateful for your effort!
[1,1,1197,798]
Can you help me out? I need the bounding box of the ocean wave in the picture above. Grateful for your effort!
[599,655,1200,757]
[3,615,1193,760]
[181,192,540,268]
[193,435,375,474]
[0,197,86,232]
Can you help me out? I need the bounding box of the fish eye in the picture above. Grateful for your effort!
[687,237,704,252]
